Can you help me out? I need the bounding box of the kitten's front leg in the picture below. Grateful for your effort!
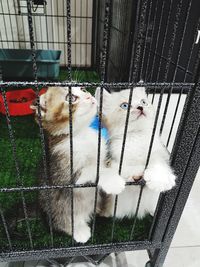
[120,165,145,181]
[98,167,125,195]
[144,161,176,192]
[76,165,125,195]
[74,221,91,243]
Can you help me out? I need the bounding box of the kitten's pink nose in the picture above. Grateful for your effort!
[137,106,143,111]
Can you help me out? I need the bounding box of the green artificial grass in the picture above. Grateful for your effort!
[0,70,152,251]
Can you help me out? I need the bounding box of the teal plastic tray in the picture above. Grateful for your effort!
[0,49,61,80]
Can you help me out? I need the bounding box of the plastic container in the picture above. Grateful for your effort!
[0,88,46,116]
[0,49,61,80]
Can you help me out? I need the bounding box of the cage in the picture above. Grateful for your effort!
[0,0,200,267]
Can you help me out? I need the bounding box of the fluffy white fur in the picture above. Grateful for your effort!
[95,87,176,218]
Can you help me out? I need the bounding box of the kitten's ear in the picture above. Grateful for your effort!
[30,98,38,110]
[95,87,110,102]
[30,94,46,117]
[133,86,147,98]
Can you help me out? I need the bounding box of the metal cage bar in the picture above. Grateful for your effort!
[26,0,54,247]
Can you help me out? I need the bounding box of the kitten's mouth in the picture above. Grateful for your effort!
[137,111,146,119]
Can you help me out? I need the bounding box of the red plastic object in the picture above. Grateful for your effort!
[0,88,46,116]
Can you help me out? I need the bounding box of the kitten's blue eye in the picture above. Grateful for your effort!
[120,102,129,110]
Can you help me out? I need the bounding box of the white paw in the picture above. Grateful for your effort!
[74,224,91,243]
[99,175,125,195]
[144,166,176,193]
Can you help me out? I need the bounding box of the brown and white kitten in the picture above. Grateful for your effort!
[31,87,125,243]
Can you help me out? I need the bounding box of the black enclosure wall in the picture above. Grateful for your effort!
[97,0,200,83]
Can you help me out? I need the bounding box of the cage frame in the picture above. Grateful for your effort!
[0,0,200,266]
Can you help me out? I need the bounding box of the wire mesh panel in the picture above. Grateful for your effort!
[0,0,94,67]
[99,0,200,83]
[0,0,200,266]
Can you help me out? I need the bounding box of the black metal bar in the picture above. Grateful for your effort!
[50,0,55,50]
[0,0,9,48]
[131,0,148,82]
[140,0,153,79]
[0,39,92,45]
[45,2,49,50]
[80,0,82,66]
[150,62,200,255]
[56,0,60,52]
[166,21,197,147]
[0,12,92,19]
[26,0,54,247]
[6,0,15,48]
[0,240,160,263]
[145,88,165,168]
[111,88,133,241]
[129,185,145,240]
[0,205,13,250]
[0,81,194,88]
[155,0,173,82]
[149,0,166,82]
[159,0,192,135]
[74,0,77,65]
[66,0,74,246]
[1,90,33,249]
[85,0,88,66]
[144,0,159,81]
[91,0,112,242]
[62,0,66,66]
[91,0,98,68]
[145,47,193,77]
[0,180,144,193]
[150,101,200,267]
[91,87,103,242]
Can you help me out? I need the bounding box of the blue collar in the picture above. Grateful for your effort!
[89,116,109,142]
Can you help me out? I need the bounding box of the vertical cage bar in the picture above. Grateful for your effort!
[66,0,74,245]
[0,204,13,250]
[140,0,153,79]
[6,0,15,48]
[1,90,33,249]
[26,0,54,247]
[91,0,111,242]
[0,0,9,48]
[150,86,200,267]
[159,0,192,135]
[111,0,147,240]
[150,51,200,254]
[149,0,166,83]
[155,0,173,82]
[129,86,165,240]
[111,88,133,241]
[144,0,159,81]
[129,185,144,240]
[131,0,148,82]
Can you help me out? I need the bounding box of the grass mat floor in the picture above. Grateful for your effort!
[0,70,152,251]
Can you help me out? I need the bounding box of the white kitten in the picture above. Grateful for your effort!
[95,88,176,218]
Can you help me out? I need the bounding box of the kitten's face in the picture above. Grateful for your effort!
[31,87,97,135]
[95,88,154,134]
